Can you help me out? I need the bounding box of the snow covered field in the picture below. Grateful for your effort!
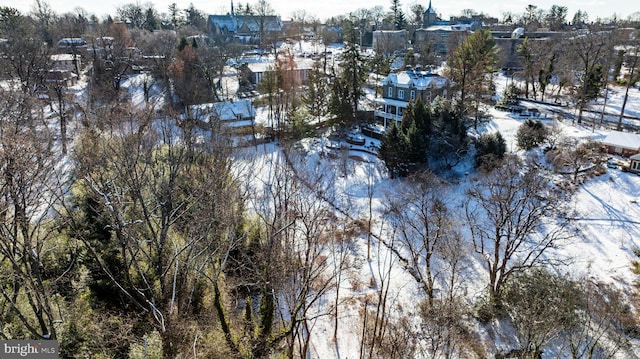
[112,60,640,356]
[230,73,640,357]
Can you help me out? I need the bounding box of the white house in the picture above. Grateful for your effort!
[191,99,257,130]
[374,68,450,127]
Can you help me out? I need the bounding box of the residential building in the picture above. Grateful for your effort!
[601,130,640,157]
[630,153,640,174]
[208,3,283,45]
[45,70,78,87]
[238,57,315,88]
[191,99,257,130]
[51,53,82,73]
[374,67,450,127]
[56,38,87,54]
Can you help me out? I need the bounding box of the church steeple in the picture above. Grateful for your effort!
[426,0,436,14]
[423,0,437,28]
[231,0,235,16]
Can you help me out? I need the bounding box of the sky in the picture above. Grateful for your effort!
[2,0,637,23]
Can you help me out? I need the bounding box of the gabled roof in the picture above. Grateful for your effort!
[601,130,640,150]
[209,15,239,32]
[208,15,283,33]
[192,99,256,122]
[384,71,448,90]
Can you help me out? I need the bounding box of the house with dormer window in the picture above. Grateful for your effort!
[374,67,450,127]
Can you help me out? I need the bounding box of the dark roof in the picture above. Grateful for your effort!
[209,15,283,33]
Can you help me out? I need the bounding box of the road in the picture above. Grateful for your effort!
[519,98,640,132]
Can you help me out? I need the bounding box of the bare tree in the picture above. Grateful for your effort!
[386,170,461,306]
[71,109,243,357]
[617,31,640,130]
[566,29,611,124]
[546,138,607,183]
[385,170,474,357]
[0,8,51,94]
[465,154,570,305]
[564,280,633,359]
[502,268,582,357]
[0,88,65,340]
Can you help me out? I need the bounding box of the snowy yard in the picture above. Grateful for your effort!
[229,73,640,357]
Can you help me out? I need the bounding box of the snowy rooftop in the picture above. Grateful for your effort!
[246,57,316,73]
[421,24,473,32]
[601,130,640,149]
[384,71,449,89]
[191,99,256,122]
[51,53,81,61]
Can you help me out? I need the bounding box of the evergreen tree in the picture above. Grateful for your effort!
[328,75,353,124]
[379,123,410,177]
[302,62,329,118]
[391,0,407,30]
[583,64,605,102]
[516,119,548,150]
[445,29,498,128]
[475,132,507,169]
[168,3,181,28]
[177,36,188,51]
[329,20,366,124]
[143,7,158,31]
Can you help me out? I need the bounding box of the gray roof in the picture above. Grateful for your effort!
[209,15,283,33]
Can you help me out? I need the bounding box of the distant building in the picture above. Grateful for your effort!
[413,0,495,59]
[413,1,475,58]
[374,67,450,127]
[56,38,87,54]
[238,57,316,88]
[45,70,78,87]
[372,30,407,55]
[491,30,564,71]
[414,24,472,58]
[51,53,82,73]
[208,2,283,44]
[191,99,257,130]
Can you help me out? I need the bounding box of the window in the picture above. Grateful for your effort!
[387,87,393,98]
[398,89,404,99]
[410,90,416,101]
[634,161,640,170]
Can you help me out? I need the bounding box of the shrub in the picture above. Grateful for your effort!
[475,132,507,170]
[516,119,548,150]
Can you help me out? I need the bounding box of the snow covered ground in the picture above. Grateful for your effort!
[111,63,640,357]
[230,73,640,357]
